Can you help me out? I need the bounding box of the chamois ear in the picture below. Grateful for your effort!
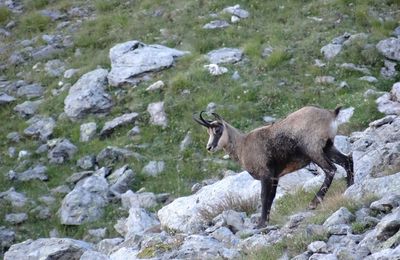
[193,111,212,127]
[212,113,224,123]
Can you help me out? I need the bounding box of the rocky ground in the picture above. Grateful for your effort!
[0,0,400,259]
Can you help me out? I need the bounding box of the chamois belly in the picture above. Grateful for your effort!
[279,159,310,177]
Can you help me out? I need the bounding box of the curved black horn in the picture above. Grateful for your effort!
[193,111,212,127]
[212,112,223,122]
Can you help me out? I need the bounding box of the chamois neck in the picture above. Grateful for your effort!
[223,123,245,162]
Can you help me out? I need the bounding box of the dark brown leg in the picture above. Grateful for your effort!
[258,176,279,228]
[308,154,337,210]
[325,145,354,187]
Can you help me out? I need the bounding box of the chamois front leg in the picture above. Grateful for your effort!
[257,176,278,228]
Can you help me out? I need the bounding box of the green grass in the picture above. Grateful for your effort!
[0,0,399,247]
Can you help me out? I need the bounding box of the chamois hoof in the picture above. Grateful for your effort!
[308,202,318,210]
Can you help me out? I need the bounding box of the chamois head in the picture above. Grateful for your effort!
[193,111,228,152]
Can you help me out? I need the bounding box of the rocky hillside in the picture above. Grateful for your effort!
[0,0,400,259]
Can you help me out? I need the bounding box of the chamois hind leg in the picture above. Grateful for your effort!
[308,153,337,210]
[324,145,354,187]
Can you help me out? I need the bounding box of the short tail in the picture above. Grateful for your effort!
[335,106,354,125]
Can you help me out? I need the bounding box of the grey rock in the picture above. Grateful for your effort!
[370,194,400,213]
[376,93,400,115]
[114,207,159,238]
[365,245,400,260]
[80,250,109,260]
[44,59,66,77]
[64,69,113,119]
[381,60,398,79]
[332,32,351,44]
[76,155,96,170]
[84,228,107,243]
[394,26,400,37]
[179,131,192,152]
[0,187,27,208]
[232,70,240,80]
[376,37,400,61]
[108,40,189,86]
[14,100,42,118]
[210,226,240,247]
[59,175,109,225]
[375,207,400,241]
[5,213,28,224]
[239,230,283,253]
[285,212,315,229]
[369,115,396,128]
[146,80,164,91]
[175,234,239,259]
[392,82,400,102]
[327,224,352,235]
[96,238,124,255]
[40,10,65,21]
[0,226,15,252]
[323,207,355,228]
[340,63,371,74]
[48,138,77,164]
[107,165,135,196]
[334,135,352,155]
[35,144,48,154]
[51,185,71,195]
[321,44,342,60]
[213,210,246,233]
[32,45,63,60]
[121,190,157,210]
[63,68,79,79]
[6,132,20,143]
[308,241,328,253]
[315,76,335,84]
[345,172,400,200]
[4,238,92,260]
[80,122,97,142]
[142,161,165,177]
[263,116,277,124]
[207,48,243,64]
[99,112,138,139]
[66,171,93,185]
[7,147,16,158]
[203,20,230,29]
[30,205,51,219]
[7,165,48,182]
[222,4,249,18]
[147,101,168,128]
[127,126,140,137]
[204,63,228,75]
[8,52,25,65]
[0,93,16,104]
[38,195,56,206]
[309,253,337,260]
[96,146,135,167]
[24,116,56,141]
[359,76,378,83]
[262,46,274,58]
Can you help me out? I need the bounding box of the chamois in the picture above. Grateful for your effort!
[194,106,354,228]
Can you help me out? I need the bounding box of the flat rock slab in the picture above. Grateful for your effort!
[4,238,92,260]
[207,48,243,64]
[7,165,48,182]
[14,100,42,118]
[99,112,138,139]
[108,40,189,86]
[0,93,16,104]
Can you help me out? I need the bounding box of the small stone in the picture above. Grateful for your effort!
[207,48,243,64]
[359,76,378,83]
[63,68,79,79]
[5,213,28,224]
[80,122,97,142]
[321,44,342,60]
[142,161,165,177]
[146,80,164,91]
[127,126,140,136]
[315,76,335,84]
[307,241,328,253]
[323,207,355,228]
[6,132,20,143]
[203,20,230,29]
[76,155,96,170]
[204,64,228,75]
[99,112,138,139]
[147,102,168,128]
[0,93,16,104]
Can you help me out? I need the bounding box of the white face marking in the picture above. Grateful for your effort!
[206,123,224,152]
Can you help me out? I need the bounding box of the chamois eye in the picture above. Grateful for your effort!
[215,127,223,135]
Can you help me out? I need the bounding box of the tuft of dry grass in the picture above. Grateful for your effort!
[198,193,259,222]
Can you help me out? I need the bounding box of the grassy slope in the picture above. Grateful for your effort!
[0,0,399,244]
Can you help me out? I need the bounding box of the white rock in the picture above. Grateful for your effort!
[321,44,342,60]
[142,161,165,177]
[147,102,168,128]
[114,207,159,238]
[80,122,97,142]
[307,241,328,253]
[146,80,164,91]
[204,64,228,75]
[323,207,355,228]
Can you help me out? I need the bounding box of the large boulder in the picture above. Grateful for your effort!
[59,175,109,225]
[64,69,113,120]
[114,207,159,239]
[376,82,400,115]
[376,37,400,61]
[4,238,92,260]
[158,170,316,233]
[108,41,189,86]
